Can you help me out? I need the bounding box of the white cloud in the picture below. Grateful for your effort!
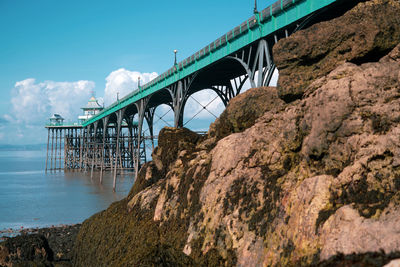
[1,78,94,144]
[10,78,94,125]
[104,68,158,106]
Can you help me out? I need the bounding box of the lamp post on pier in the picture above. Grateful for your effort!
[174,49,178,66]
[254,0,258,14]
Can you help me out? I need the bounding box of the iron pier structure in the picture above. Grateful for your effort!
[45,123,148,189]
[45,0,358,190]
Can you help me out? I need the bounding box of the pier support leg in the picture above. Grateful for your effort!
[54,129,58,171]
[59,129,62,171]
[134,98,149,179]
[79,129,83,170]
[91,122,98,180]
[144,107,156,151]
[113,108,126,191]
[45,128,50,173]
[100,116,109,184]
[84,126,91,172]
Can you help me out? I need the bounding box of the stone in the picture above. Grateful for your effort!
[0,234,53,266]
[208,86,285,141]
[273,0,400,102]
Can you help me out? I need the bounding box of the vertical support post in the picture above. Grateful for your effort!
[54,129,58,171]
[257,40,265,87]
[59,129,62,171]
[144,107,156,151]
[64,129,68,170]
[113,108,126,191]
[134,98,148,179]
[91,122,98,180]
[50,129,54,171]
[100,116,109,184]
[79,128,84,171]
[45,128,50,173]
[171,75,194,128]
[109,127,114,173]
[119,134,124,174]
[126,118,134,170]
[173,81,184,128]
[84,125,91,172]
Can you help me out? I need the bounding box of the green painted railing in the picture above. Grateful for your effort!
[83,0,339,127]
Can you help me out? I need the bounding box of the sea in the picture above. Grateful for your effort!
[0,148,134,232]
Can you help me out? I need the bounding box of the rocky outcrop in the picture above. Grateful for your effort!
[273,0,400,102]
[0,234,53,267]
[73,0,400,266]
[208,86,285,141]
[0,224,80,267]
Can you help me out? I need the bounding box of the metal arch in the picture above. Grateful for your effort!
[227,38,275,88]
[226,54,256,88]
[209,75,249,106]
[167,72,199,128]
[209,86,230,107]
[232,74,249,96]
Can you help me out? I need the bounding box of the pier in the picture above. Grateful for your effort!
[44,0,357,190]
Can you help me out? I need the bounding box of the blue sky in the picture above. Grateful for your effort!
[0,0,276,144]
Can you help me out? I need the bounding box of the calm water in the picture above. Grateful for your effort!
[0,149,134,230]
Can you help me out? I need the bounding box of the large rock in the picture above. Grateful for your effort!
[273,0,400,102]
[208,86,285,141]
[0,234,53,266]
[152,127,201,175]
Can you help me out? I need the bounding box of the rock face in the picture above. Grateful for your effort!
[73,1,400,266]
[208,86,285,141]
[274,0,400,102]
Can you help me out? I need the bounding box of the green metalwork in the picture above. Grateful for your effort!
[83,0,339,127]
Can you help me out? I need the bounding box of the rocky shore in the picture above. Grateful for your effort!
[2,0,400,266]
[0,224,80,267]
